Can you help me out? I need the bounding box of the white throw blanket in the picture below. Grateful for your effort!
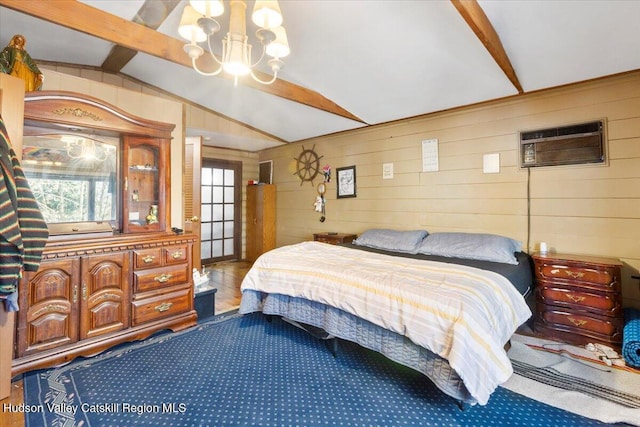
[241,241,532,405]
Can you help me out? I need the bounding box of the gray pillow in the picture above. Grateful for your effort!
[416,232,522,265]
[353,229,429,254]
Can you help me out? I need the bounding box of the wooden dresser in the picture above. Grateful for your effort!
[13,233,198,376]
[532,252,624,350]
[313,233,357,245]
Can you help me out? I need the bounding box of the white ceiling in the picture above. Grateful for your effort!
[1,1,640,151]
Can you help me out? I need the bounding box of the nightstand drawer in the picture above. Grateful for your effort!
[313,233,357,245]
[537,286,622,315]
[537,309,624,338]
[536,262,618,289]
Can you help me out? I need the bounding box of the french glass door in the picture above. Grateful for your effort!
[200,160,242,264]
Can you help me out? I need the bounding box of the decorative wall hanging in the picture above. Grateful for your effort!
[294,144,323,186]
[337,165,356,198]
[314,182,326,222]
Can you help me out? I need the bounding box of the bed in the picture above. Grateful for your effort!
[239,230,533,407]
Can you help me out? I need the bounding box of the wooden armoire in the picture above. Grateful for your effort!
[10,91,198,377]
[246,184,276,262]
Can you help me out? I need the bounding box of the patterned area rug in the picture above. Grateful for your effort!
[24,313,619,426]
[504,334,640,425]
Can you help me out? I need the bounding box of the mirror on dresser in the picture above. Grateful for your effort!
[22,126,119,236]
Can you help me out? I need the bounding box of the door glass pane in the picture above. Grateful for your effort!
[224,204,234,219]
[200,204,212,222]
[223,238,234,256]
[201,241,211,259]
[201,204,212,222]
[212,222,223,239]
[212,205,223,221]
[212,169,223,185]
[201,168,212,185]
[212,240,223,257]
[201,186,212,203]
[201,222,212,240]
[224,186,234,203]
[224,169,234,183]
[224,221,234,237]
[212,187,223,203]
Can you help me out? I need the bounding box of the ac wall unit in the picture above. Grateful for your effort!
[520,120,605,168]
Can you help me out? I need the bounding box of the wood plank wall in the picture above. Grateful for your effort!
[259,72,640,309]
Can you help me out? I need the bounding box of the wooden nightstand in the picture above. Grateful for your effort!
[313,232,357,245]
[532,252,624,350]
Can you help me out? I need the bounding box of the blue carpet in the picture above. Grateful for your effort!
[24,312,617,426]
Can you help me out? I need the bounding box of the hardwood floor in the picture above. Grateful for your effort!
[206,260,252,314]
[0,260,251,427]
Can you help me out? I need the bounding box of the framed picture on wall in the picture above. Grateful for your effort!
[259,160,273,184]
[336,165,356,198]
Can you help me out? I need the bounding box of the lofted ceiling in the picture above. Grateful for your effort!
[1,0,640,152]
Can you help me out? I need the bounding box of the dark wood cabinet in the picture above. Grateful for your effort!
[313,233,357,245]
[532,252,624,350]
[246,184,276,262]
[13,233,197,376]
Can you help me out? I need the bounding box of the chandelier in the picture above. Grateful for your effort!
[178,0,290,86]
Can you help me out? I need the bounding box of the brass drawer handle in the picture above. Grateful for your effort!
[564,270,585,279]
[154,273,173,283]
[154,302,173,312]
[171,251,184,259]
[568,317,587,327]
[142,255,156,264]
[565,294,586,303]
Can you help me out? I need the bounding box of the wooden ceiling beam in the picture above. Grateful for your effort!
[101,0,181,73]
[451,0,523,94]
[0,0,364,123]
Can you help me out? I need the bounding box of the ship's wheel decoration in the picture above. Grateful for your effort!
[294,145,323,186]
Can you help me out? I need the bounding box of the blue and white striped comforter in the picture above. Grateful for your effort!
[240,241,532,405]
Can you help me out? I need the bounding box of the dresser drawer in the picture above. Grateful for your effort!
[131,288,192,326]
[537,286,622,315]
[134,265,189,293]
[535,261,619,290]
[133,248,162,269]
[164,244,188,265]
